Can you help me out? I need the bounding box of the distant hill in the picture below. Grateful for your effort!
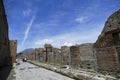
[17,48,35,56]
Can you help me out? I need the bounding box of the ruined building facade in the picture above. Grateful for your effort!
[34,44,95,69]
[79,43,95,70]
[44,44,53,62]
[61,46,70,65]
[10,40,17,63]
[35,48,45,62]
[34,44,62,64]
[94,9,120,72]
[69,44,95,69]
[70,46,81,68]
[0,0,12,67]
[49,48,61,64]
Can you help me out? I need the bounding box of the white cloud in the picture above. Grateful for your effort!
[22,16,35,46]
[35,39,54,45]
[23,9,32,17]
[63,42,73,46]
[75,16,88,23]
[34,25,103,48]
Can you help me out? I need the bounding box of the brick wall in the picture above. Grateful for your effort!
[79,43,95,70]
[94,9,120,72]
[0,0,12,67]
[61,46,70,65]
[70,46,80,68]
[10,40,17,63]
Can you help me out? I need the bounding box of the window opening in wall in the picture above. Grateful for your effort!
[87,63,90,65]
[87,67,91,69]
[112,32,120,45]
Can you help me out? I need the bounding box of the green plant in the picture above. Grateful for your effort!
[101,71,108,76]
[66,72,74,77]
[115,73,120,79]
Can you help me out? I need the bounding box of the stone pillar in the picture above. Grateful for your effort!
[10,40,17,63]
[79,43,95,70]
[35,48,40,61]
[43,50,47,62]
[70,46,80,69]
[35,48,44,62]
[44,44,52,62]
[61,46,70,65]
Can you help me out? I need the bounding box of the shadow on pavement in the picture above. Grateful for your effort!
[0,66,12,80]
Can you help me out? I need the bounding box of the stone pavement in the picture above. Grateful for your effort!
[13,62,74,80]
[28,61,117,80]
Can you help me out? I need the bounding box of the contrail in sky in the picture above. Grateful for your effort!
[22,16,35,46]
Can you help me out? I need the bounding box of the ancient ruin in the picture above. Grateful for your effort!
[10,40,17,63]
[0,0,12,67]
[79,43,95,70]
[1,0,120,79]
[94,9,120,72]
[35,48,45,62]
[52,48,62,64]
[70,46,81,68]
[61,46,70,65]
[17,9,120,73]
[44,44,53,62]
[0,1,13,80]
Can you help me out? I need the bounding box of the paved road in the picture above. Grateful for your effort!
[14,62,74,80]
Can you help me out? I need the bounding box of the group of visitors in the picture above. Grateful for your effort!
[16,57,28,65]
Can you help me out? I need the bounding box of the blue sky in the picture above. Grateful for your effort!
[4,0,120,52]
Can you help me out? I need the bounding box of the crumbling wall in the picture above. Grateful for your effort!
[61,46,70,65]
[94,9,120,72]
[0,0,12,67]
[44,44,52,62]
[79,43,95,70]
[70,46,80,68]
[52,48,62,64]
[35,48,44,62]
[47,52,53,63]
[10,40,17,63]
[55,50,62,64]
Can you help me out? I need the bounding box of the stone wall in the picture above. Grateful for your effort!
[70,46,80,68]
[102,9,120,33]
[61,46,70,65]
[10,40,17,63]
[47,52,54,63]
[34,44,95,70]
[44,44,52,62]
[94,9,120,72]
[35,45,62,64]
[35,48,45,62]
[52,48,62,64]
[0,0,12,67]
[79,43,95,70]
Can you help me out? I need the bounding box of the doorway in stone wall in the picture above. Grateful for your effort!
[112,32,120,45]
[112,32,120,63]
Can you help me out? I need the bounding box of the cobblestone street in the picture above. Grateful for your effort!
[14,62,74,80]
